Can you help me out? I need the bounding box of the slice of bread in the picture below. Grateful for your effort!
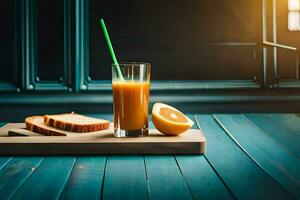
[25,116,68,136]
[44,113,110,133]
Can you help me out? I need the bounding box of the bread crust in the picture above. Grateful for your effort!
[25,116,66,136]
[44,114,110,133]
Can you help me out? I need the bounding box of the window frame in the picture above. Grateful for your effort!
[262,0,300,88]
[75,0,261,92]
[22,0,73,92]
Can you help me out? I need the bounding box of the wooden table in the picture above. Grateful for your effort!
[0,114,299,199]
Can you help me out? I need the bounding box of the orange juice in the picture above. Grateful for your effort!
[112,81,150,131]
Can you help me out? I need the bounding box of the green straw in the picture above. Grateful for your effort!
[99,19,124,80]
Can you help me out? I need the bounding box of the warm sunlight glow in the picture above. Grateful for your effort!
[288,12,300,31]
[288,0,300,11]
[288,0,300,31]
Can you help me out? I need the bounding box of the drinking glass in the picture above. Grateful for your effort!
[112,62,151,137]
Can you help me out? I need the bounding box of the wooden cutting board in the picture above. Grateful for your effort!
[0,123,206,155]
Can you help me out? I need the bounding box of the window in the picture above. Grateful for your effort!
[288,0,300,31]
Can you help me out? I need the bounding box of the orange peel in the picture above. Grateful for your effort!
[152,103,194,135]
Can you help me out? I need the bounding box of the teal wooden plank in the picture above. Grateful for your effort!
[268,114,300,136]
[245,114,300,158]
[195,114,294,200]
[93,115,149,199]
[175,114,234,199]
[0,157,43,199]
[214,114,300,199]
[103,156,148,200]
[176,155,234,199]
[136,114,194,199]
[0,157,12,170]
[145,156,193,200]
[59,156,106,200]
[145,113,193,199]
[11,157,76,200]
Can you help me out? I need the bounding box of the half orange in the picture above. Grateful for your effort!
[152,103,194,135]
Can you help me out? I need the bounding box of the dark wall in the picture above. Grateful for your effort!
[36,0,64,81]
[0,1,16,83]
[89,0,260,81]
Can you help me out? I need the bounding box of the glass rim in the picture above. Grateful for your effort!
[112,62,151,66]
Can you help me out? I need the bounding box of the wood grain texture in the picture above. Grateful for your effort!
[245,114,300,158]
[195,114,294,200]
[1,113,299,199]
[103,156,148,200]
[214,114,300,199]
[0,123,206,155]
[268,114,300,135]
[0,157,12,170]
[145,156,193,200]
[148,114,197,199]
[59,156,106,200]
[11,157,76,200]
[0,157,43,199]
[176,155,235,199]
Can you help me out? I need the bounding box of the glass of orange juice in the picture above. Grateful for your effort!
[112,62,151,137]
